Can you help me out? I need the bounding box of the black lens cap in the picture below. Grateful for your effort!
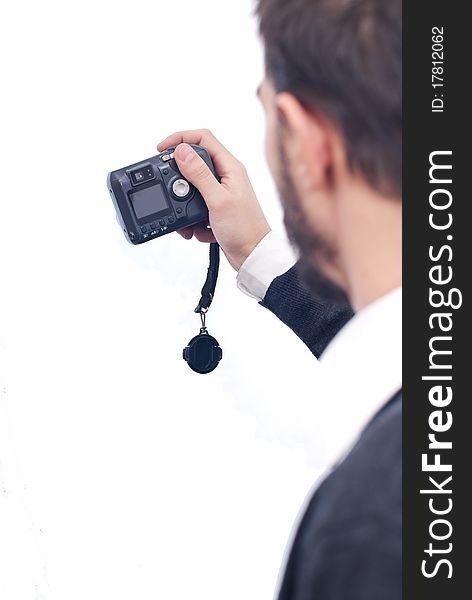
[183,333,223,374]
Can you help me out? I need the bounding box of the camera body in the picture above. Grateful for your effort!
[107,145,215,245]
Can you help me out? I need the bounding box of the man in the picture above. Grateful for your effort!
[158,0,402,597]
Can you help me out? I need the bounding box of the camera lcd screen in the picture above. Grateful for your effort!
[130,183,170,220]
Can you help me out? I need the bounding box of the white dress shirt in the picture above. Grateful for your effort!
[237,231,402,465]
[237,232,402,599]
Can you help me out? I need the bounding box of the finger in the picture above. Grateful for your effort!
[193,224,216,244]
[177,226,195,240]
[157,129,236,177]
[174,144,221,205]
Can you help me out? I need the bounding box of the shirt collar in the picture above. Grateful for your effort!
[316,287,402,464]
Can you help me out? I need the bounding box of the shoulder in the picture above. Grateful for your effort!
[281,394,402,600]
[323,392,403,517]
[308,392,402,537]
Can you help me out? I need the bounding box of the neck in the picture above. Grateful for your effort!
[337,183,402,312]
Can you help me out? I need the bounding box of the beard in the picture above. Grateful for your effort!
[277,139,349,305]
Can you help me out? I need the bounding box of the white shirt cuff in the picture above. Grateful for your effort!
[236,231,298,301]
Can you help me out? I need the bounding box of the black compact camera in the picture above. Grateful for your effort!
[107,145,215,245]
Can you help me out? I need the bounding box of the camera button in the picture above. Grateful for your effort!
[168,217,175,224]
[172,178,191,198]
[141,226,147,234]
[159,219,166,227]
[176,208,183,214]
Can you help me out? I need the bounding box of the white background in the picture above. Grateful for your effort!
[0,2,328,599]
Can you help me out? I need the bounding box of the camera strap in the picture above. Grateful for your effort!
[194,242,220,313]
[183,243,223,374]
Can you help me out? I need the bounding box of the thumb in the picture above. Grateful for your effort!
[174,144,220,204]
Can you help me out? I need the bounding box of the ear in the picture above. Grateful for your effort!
[275,92,335,192]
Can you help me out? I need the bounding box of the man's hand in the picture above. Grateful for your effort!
[157,129,271,271]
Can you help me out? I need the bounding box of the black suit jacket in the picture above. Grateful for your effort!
[260,266,402,600]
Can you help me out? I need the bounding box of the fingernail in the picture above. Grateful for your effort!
[177,143,195,163]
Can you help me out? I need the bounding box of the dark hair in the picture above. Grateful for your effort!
[257,0,402,196]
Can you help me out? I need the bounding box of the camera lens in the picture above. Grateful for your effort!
[172,179,191,198]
